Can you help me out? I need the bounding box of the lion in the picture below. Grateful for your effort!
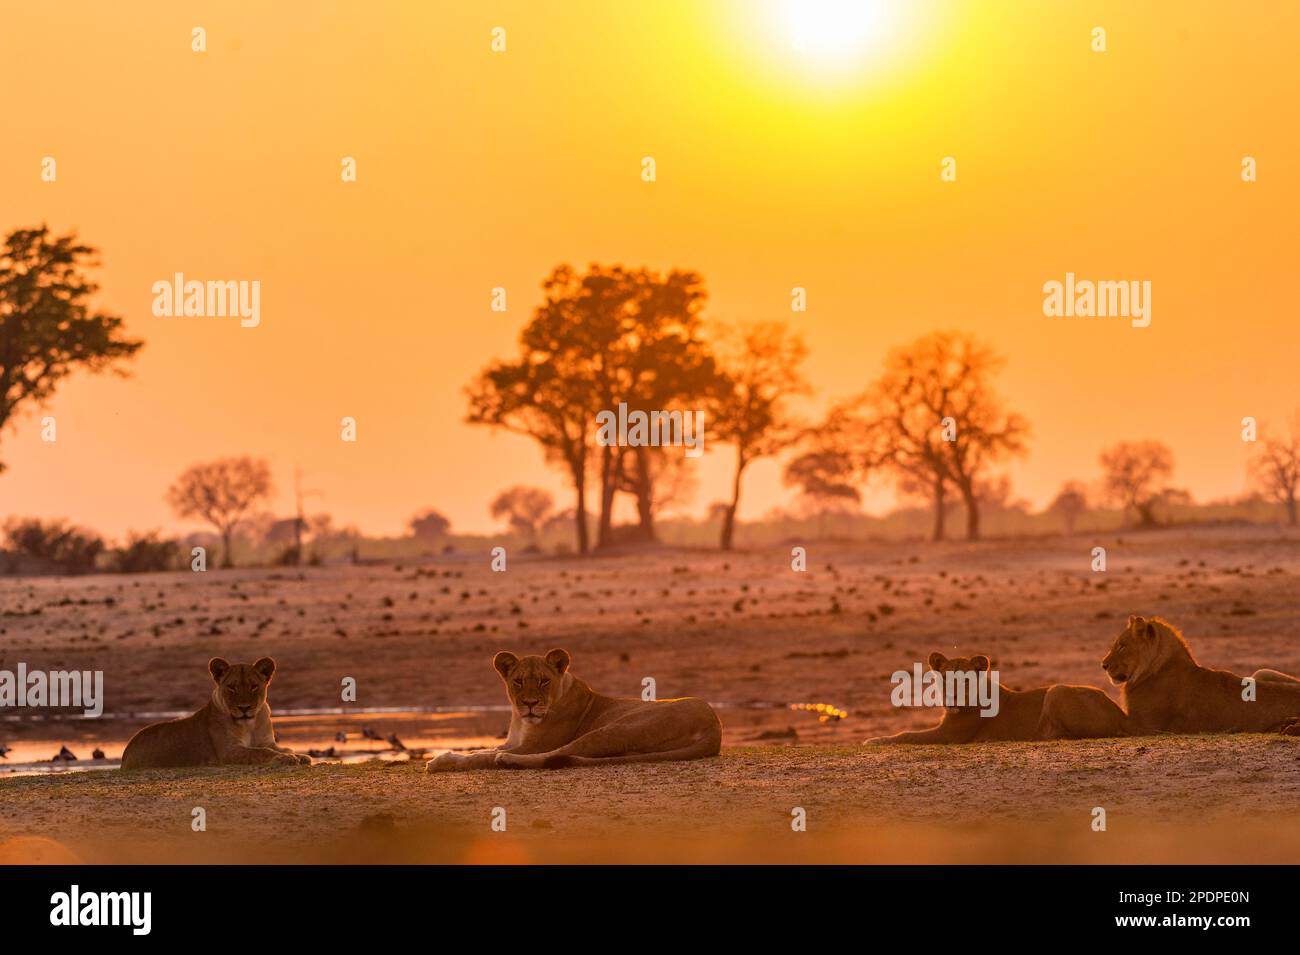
[1102,615,1300,735]
[866,652,1128,744]
[426,648,722,771]
[119,657,311,770]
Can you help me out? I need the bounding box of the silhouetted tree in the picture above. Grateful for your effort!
[1049,481,1089,535]
[490,486,555,541]
[708,320,809,550]
[167,457,274,567]
[467,347,593,554]
[467,263,718,553]
[596,266,717,544]
[408,509,451,542]
[1099,440,1174,526]
[821,332,1027,541]
[1250,411,1300,526]
[908,333,1028,540]
[783,448,861,537]
[0,226,142,472]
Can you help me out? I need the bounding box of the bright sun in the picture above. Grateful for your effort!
[778,0,888,60]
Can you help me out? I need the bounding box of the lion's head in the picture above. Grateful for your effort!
[927,651,991,712]
[1101,615,1190,686]
[493,649,570,724]
[209,657,276,722]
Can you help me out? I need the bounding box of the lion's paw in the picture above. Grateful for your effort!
[426,751,462,773]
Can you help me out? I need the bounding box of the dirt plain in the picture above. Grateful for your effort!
[2,525,1298,863]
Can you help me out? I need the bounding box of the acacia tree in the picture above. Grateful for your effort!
[603,267,717,544]
[467,263,718,552]
[782,448,860,538]
[0,226,142,471]
[821,332,1027,541]
[921,334,1030,540]
[1099,440,1174,526]
[466,292,598,554]
[166,457,273,567]
[1249,411,1300,526]
[490,486,554,541]
[708,320,809,550]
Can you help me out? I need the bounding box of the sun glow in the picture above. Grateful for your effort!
[778,0,889,61]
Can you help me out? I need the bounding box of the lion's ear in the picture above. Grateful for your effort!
[970,655,991,672]
[1129,614,1145,630]
[253,657,276,682]
[545,648,571,675]
[493,651,518,678]
[927,652,947,671]
[208,657,231,682]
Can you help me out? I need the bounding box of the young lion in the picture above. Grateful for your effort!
[866,652,1128,744]
[120,657,311,770]
[1102,615,1300,735]
[426,648,722,771]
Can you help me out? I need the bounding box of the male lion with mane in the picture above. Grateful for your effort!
[1102,615,1300,735]
[866,652,1128,744]
[120,657,311,770]
[426,648,722,771]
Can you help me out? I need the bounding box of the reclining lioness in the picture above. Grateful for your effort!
[426,648,722,771]
[866,652,1128,744]
[120,657,310,770]
[1102,615,1300,735]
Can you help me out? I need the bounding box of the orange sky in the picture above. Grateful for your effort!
[2,1,1297,538]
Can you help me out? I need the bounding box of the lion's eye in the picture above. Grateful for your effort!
[513,679,523,688]
[540,679,550,688]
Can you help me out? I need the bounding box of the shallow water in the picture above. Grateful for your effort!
[0,700,846,776]
[0,708,505,777]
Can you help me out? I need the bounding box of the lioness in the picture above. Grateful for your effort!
[1102,615,1300,735]
[426,648,722,771]
[120,657,310,770]
[866,652,1128,744]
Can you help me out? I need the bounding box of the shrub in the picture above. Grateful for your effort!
[3,518,105,573]
[110,531,181,573]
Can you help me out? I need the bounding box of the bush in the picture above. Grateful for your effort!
[110,531,181,573]
[3,518,105,573]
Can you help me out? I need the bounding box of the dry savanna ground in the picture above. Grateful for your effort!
[1,525,1298,863]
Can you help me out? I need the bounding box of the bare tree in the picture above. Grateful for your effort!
[490,486,555,541]
[1099,440,1174,527]
[824,332,1027,541]
[1049,481,1089,535]
[1250,412,1300,526]
[167,457,274,567]
[708,320,809,550]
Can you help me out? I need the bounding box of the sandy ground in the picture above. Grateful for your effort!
[3,736,1300,864]
[2,525,1299,863]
